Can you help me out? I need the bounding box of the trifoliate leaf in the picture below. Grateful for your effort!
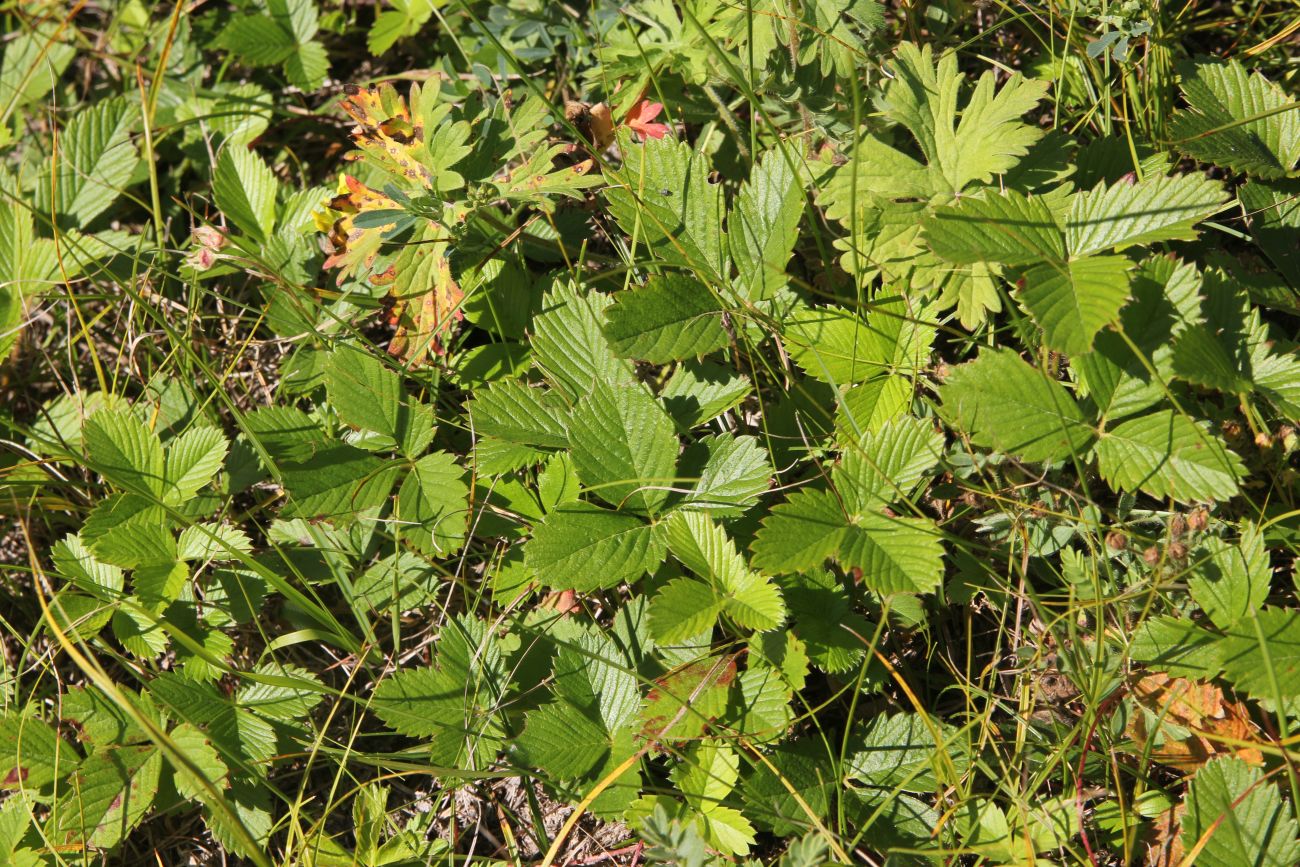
[937,348,1094,462]
[1095,411,1244,502]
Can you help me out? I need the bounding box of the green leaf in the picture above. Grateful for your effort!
[395,452,468,556]
[937,349,1095,462]
[882,42,1049,194]
[467,379,569,449]
[370,665,470,739]
[839,512,945,595]
[679,434,771,516]
[849,712,963,792]
[925,190,1065,265]
[518,701,610,778]
[1218,609,1300,700]
[1169,59,1300,179]
[238,663,324,721]
[1095,411,1244,502]
[177,523,251,562]
[605,131,729,284]
[213,146,278,242]
[280,444,399,520]
[835,416,943,514]
[40,97,140,225]
[784,299,934,385]
[751,488,846,575]
[531,282,633,398]
[566,380,678,515]
[526,502,664,591]
[220,15,297,65]
[285,40,329,91]
[0,22,76,110]
[651,578,722,644]
[661,361,752,429]
[1181,757,1300,867]
[552,632,640,734]
[665,512,785,631]
[1019,255,1134,356]
[1239,179,1300,287]
[135,560,189,610]
[326,345,434,456]
[167,723,229,802]
[84,409,166,497]
[1128,615,1223,679]
[731,148,804,299]
[640,656,735,746]
[53,744,161,849]
[1065,174,1228,257]
[602,274,728,362]
[164,427,229,505]
[0,714,75,791]
[1189,524,1270,628]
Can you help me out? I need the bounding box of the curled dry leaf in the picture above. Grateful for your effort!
[1126,672,1263,772]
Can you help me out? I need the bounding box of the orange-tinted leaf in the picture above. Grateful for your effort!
[1145,803,1186,867]
[384,247,464,364]
[338,83,434,189]
[1127,673,1263,772]
[319,174,402,286]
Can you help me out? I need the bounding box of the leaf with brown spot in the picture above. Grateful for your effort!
[638,654,737,750]
[338,83,434,189]
[381,235,464,364]
[319,175,404,286]
[1127,673,1263,772]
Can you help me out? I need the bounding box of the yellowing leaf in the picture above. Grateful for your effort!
[320,174,402,285]
[338,83,433,189]
[381,240,464,363]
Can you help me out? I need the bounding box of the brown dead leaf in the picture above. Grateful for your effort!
[1127,672,1263,772]
[1145,802,1186,867]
